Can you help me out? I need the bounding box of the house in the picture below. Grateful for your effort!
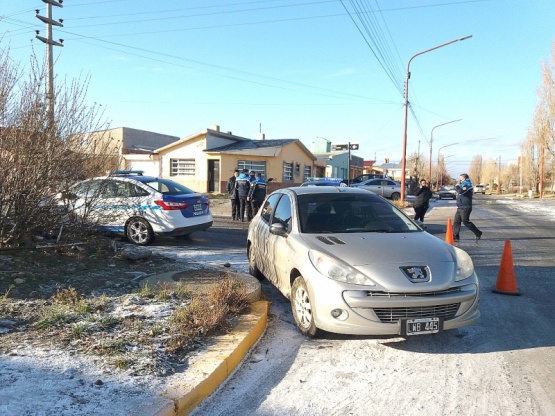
[84,127,180,176]
[154,125,316,193]
[311,137,363,180]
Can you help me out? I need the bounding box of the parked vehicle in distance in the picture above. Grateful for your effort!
[435,185,457,200]
[45,170,212,245]
[301,178,347,187]
[351,178,401,200]
[348,173,386,186]
[247,186,480,337]
[474,184,486,194]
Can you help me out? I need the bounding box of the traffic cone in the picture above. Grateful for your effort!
[492,240,521,296]
[445,218,454,245]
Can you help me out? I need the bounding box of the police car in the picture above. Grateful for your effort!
[52,170,213,245]
[300,178,347,187]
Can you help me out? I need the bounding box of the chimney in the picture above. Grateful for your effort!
[210,124,220,132]
[256,133,265,140]
[384,158,389,164]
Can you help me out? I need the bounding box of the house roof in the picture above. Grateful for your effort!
[154,128,250,153]
[207,138,317,160]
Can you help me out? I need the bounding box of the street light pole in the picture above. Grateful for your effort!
[436,143,459,188]
[400,35,472,202]
[429,119,461,185]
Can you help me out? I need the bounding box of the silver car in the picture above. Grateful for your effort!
[351,178,402,200]
[247,187,479,337]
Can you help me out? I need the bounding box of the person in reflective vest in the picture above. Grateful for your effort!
[235,169,251,222]
[248,173,267,219]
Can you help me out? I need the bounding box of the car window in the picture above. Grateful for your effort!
[101,180,134,198]
[261,193,281,223]
[72,180,103,199]
[298,193,419,234]
[272,195,292,228]
[140,178,195,195]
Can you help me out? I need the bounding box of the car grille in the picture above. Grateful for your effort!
[366,287,462,297]
[374,303,460,323]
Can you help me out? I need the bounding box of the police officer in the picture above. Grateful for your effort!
[235,169,251,222]
[248,172,267,218]
[226,169,240,220]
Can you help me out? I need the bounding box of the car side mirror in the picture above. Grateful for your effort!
[270,222,287,236]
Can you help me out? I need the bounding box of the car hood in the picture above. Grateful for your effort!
[301,232,459,291]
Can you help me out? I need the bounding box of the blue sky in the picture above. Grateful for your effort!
[2,0,554,177]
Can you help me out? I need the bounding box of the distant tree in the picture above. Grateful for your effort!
[469,155,483,184]
[521,40,555,194]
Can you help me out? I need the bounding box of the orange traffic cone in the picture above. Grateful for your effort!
[492,240,521,295]
[445,218,454,245]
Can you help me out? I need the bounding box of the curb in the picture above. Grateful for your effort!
[153,300,270,416]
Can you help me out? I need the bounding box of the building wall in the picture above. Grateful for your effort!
[159,134,212,192]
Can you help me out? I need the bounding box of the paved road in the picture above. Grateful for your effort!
[188,195,555,416]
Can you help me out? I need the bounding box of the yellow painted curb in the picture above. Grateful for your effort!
[154,300,269,416]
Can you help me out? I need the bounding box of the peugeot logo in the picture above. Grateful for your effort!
[400,266,430,283]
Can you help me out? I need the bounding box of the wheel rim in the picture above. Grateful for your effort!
[293,285,313,329]
[128,220,149,244]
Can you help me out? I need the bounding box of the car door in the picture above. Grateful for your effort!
[251,193,281,282]
[268,194,294,292]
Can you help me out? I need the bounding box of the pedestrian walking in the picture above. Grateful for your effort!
[413,179,433,222]
[248,173,267,218]
[453,173,483,241]
[235,169,251,222]
[226,169,240,220]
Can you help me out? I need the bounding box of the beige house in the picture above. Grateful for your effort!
[155,125,316,193]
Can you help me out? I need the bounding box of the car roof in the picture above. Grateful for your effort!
[281,186,372,196]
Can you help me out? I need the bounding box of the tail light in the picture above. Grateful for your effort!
[154,200,189,210]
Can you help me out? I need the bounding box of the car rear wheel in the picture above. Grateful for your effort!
[390,192,400,201]
[248,243,264,281]
[126,217,154,245]
[291,276,320,338]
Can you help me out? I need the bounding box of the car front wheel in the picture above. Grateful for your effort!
[291,276,320,337]
[126,217,154,245]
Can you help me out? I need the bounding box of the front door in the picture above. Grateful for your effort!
[208,160,220,193]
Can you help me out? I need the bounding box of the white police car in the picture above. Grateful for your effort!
[56,171,212,245]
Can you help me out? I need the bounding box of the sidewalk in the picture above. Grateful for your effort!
[135,259,269,415]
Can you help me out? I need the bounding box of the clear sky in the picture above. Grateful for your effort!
[2,0,554,177]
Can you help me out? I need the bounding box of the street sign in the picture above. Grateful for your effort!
[332,143,359,151]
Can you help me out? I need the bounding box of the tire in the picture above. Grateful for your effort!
[390,192,400,201]
[291,276,321,337]
[248,243,264,281]
[126,217,154,246]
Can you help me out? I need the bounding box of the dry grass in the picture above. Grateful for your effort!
[166,277,250,354]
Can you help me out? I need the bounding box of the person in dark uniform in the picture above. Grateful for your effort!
[235,169,251,222]
[226,169,240,220]
[453,173,483,241]
[413,179,433,222]
[248,173,267,218]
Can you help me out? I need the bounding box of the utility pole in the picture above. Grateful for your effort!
[35,0,64,127]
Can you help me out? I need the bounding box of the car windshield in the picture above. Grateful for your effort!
[139,178,195,195]
[297,193,419,234]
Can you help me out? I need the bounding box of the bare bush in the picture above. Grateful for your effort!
[0,45,119,247]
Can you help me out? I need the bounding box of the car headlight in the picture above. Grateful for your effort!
[308,250,376,286]
[454,246,475,281]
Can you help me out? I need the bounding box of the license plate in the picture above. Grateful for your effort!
[193,203,202,211]
[402,317,442,336]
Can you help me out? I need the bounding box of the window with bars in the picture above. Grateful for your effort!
[283,162,293,182]
[237,160,266,177]
[304,165,312,181]
[170,159,195,176]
